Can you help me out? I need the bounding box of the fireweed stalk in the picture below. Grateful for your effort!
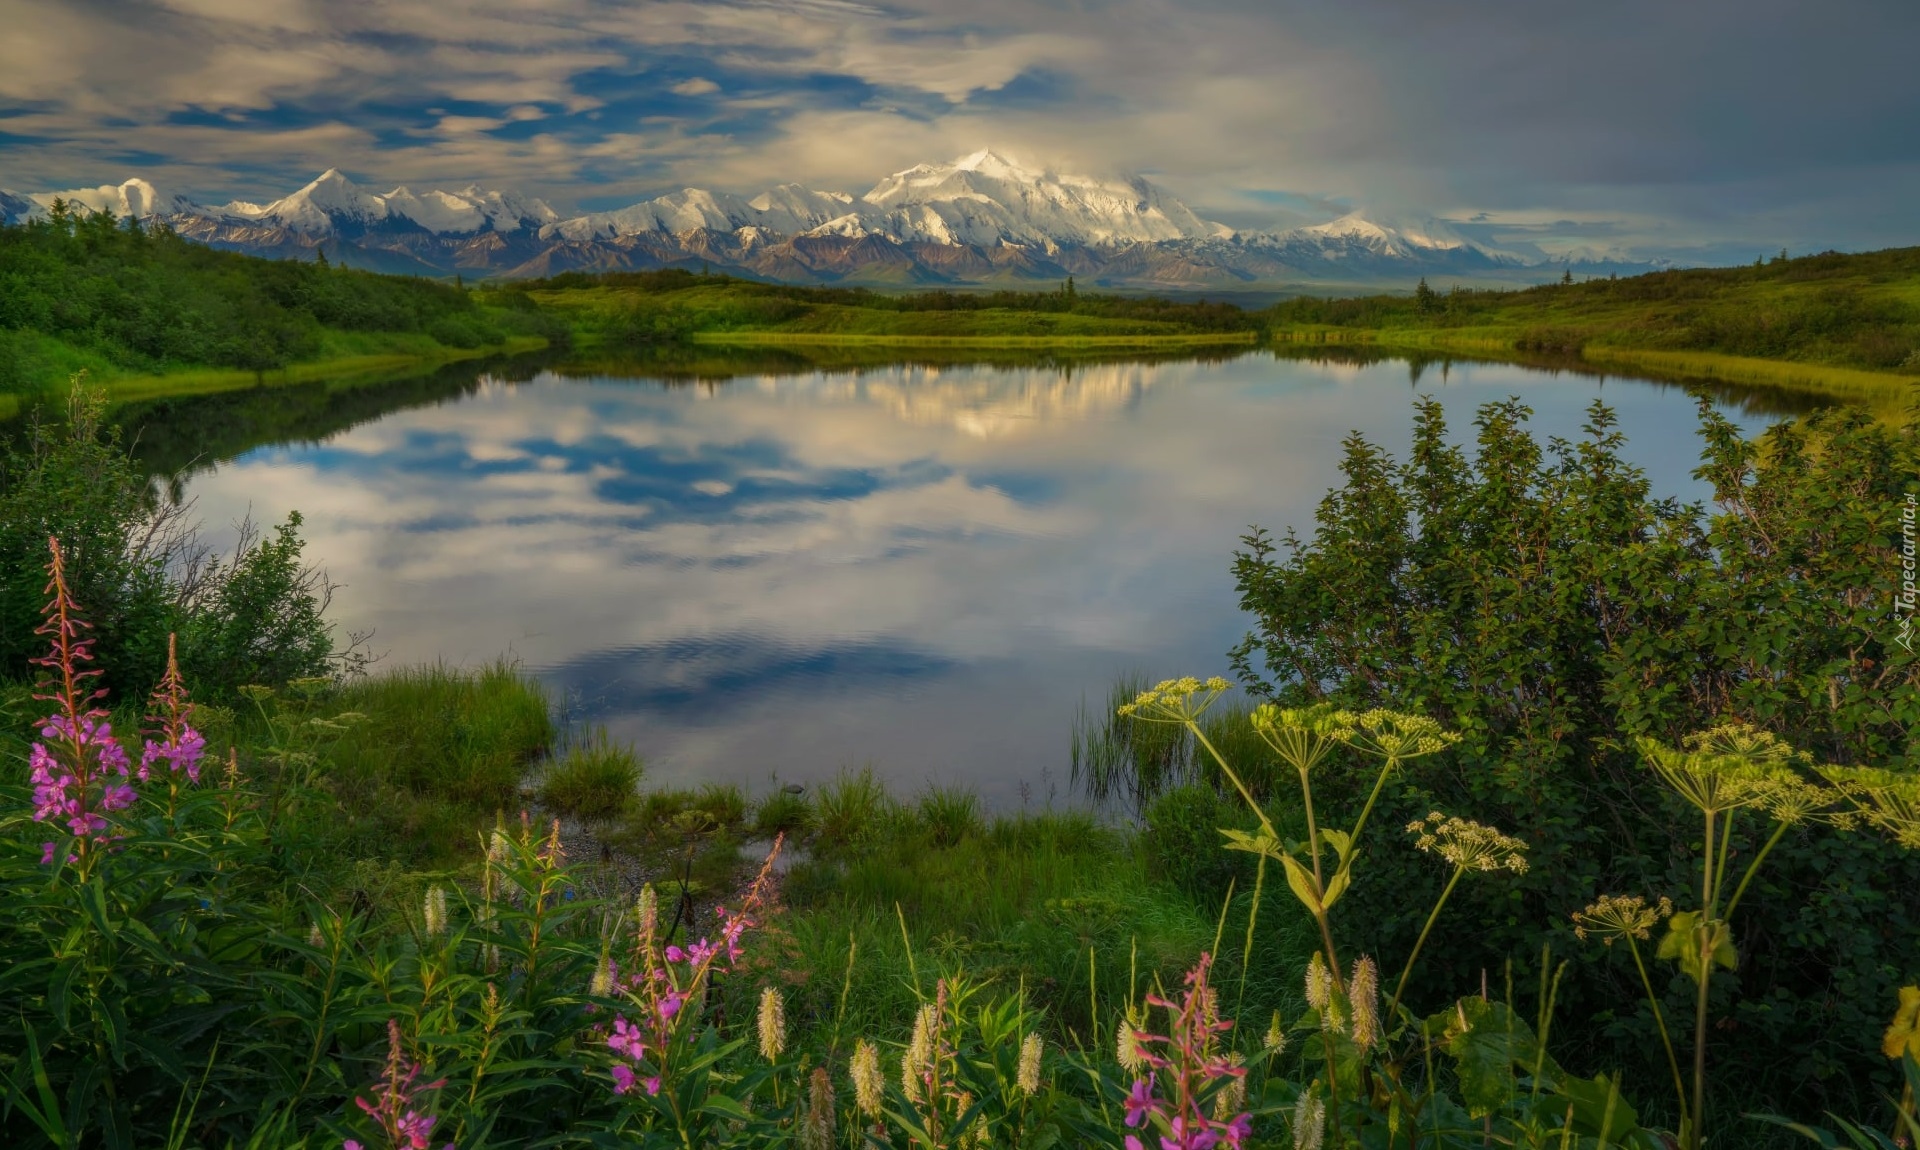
[1118,952,1253,1150]
[345,1019,450,1150]
[137,632,206,820]
[602,835,784,1111]
[28,536,136,876]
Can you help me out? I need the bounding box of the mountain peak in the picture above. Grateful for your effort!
[950,148,1034,180]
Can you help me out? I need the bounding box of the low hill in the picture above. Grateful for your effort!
[1262,246,1920,405]
[0,206,564,409]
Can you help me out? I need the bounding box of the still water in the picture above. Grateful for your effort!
[146,350,1777,804]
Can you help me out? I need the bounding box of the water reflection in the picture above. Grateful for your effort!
[155,351,1781,803]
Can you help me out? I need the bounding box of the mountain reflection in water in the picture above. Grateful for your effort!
[141,349,1778,803]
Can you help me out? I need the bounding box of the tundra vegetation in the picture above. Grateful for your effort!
[7,208,1920,414]
[0,233,1917,1146]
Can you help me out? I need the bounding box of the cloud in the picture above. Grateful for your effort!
[0,0,1914,255]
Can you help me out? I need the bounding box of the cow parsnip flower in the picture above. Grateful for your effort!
[1117,676,1234,724]
[1250,703,1358,774]
[1819,765,1920,850]
[1407,812,1530,873]
[1572,893,1674,945]
[1335,709,1460,763]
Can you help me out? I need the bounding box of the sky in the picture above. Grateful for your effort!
[1,0,1915,262]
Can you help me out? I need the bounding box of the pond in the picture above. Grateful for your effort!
[131,348,1783,804]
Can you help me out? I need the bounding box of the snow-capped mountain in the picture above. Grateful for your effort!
[209,169,559,235]
[3,152,1631,287]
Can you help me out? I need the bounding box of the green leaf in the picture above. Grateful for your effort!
[1553,1071,1642,1143]
[1277,853,1323,913]
[1441,998,1538,1118]
[1219,827,1282,858]
[1656,911,1737,982]
[1321,867,1352,910]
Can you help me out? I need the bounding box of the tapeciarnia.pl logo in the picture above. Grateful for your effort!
[1898,492,1916,653]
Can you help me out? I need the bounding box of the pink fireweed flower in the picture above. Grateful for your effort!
[27,540,141,865]
[603,836,784,1105]
[352,1020,450,1150]
[140,634,205,784]
[1126,1076,1160,1127]
[608,1017,648,1061]
[1116,954,1253,1150]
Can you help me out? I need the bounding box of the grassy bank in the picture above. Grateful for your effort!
[522,268,1263,348]
[1264,246,1920,408]
[0,209,567,415]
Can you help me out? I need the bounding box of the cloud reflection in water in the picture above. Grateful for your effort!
[176,355,1770,802]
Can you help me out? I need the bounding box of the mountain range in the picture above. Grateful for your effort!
[0,150,1661,289]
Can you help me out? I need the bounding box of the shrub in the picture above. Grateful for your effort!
[1227,395,1920,1121]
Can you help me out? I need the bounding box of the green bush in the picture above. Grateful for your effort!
[0,385,337,699]
[1227,395,1920,1122]
[1142,782,1256,899]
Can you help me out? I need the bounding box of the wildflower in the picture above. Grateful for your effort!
[1348,956,1380,1049]
[1572,894,1675,945]
[757,986,786,1062]
[1407,812,1530,873]
[590,957,615,997]
[1116,1009,1151,1075]
[1250,703,1359,774]
[1334,709,1460,762]
[610,1063,636,1095]
[608,1016,648,1061]
[1262,1011,1286,1056]
[1212,1055,1247,1119]
[636,884,658,939]
[309,921,325,948]
[1291,1091,1326,1150]
[1820,765,1920,850]
[1637,736,1782,817]
[28,540,141,865]
[851,1038,885,1117]
[138,634,204,784]
[352,1020,449,1150]
[903,1002,938,1100]
[802,1066,836,1150]
[1124,1075,1158,1128]
[1117,676,1233,723]
[1304,952,1332,1012]
[1017,1032,1043,1095]
[423,887,448,938]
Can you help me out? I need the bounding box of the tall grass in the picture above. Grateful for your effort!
[298,660,553,864]
[537,731,641,821]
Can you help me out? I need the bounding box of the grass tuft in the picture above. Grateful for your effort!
[537,733,641,821]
